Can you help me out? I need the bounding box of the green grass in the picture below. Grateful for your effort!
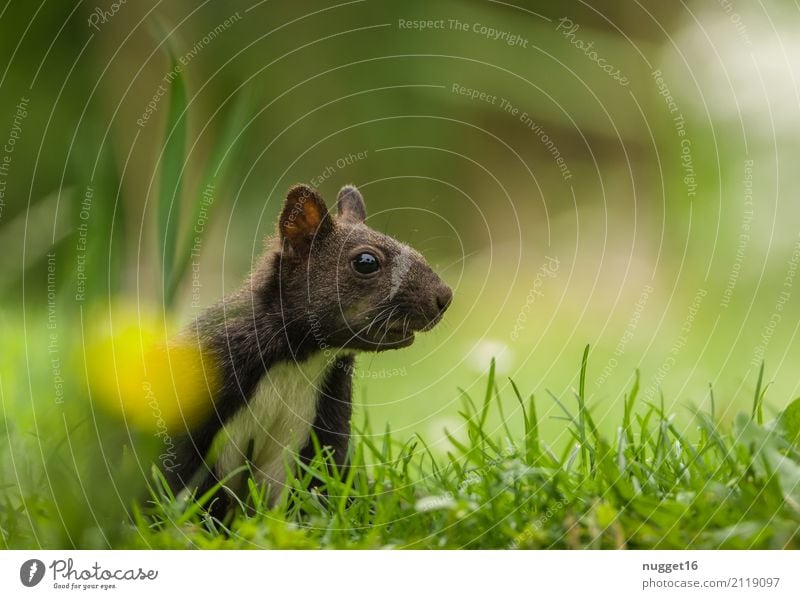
[2,39,798,549]
[4,3,800,553]
[3,347,799,550]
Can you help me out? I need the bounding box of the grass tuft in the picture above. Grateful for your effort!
[3,349,800,549]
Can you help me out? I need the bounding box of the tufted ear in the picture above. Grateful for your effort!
[279,184,333,255]
[336,184,367,223]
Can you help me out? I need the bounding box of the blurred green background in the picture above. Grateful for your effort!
[2,0,799,474]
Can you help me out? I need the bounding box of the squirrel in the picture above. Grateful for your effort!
[167,183,452,517]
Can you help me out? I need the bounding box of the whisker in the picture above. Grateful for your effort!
[367,305,395,336]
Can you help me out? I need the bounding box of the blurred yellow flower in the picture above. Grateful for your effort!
[86,309,218,435]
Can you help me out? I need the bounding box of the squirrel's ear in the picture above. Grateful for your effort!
[337,184,367,223]
[279,184,333,255]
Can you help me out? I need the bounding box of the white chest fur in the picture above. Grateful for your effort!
[215,353,335,502]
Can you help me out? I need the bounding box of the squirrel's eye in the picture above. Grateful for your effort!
[352,252,380,275]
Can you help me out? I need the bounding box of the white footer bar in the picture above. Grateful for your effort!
[1,550,796,598]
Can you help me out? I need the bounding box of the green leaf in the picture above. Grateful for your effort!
[778,397,800,446]
[166,90,253,306]
[157,53,187,306]
[752,362,770,424]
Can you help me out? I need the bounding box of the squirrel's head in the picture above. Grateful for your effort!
[274,183,452,352]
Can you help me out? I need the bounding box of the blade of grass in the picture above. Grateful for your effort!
[478,359,496,431]
[167,90,253,304]
[157,55,187,307]
[752,362,770,425]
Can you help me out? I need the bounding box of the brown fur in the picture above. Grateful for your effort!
[167,184,452,517]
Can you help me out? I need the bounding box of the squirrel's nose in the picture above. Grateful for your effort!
[436,286,453,313]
